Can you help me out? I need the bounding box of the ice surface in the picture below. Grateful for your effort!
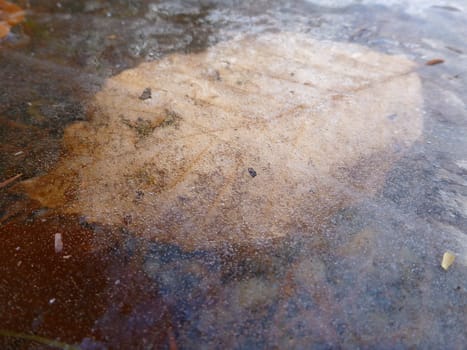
[1,1,466,348]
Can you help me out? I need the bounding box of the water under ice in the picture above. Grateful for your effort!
[0,0,466,349]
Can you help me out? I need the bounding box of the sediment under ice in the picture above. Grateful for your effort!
[22,33,423,249]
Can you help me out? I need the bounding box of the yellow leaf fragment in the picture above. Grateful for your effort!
[441,251,456,270]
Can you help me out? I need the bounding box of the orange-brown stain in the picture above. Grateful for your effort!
[0,214,172,348]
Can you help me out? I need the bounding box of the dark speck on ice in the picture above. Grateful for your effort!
[248,167,257,177]
[139,87,152,100]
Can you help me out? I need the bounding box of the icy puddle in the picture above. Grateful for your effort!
[22,32,422,249]
[1,1,466,348]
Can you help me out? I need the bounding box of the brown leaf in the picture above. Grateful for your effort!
[0,0,25,39]
[0,20,9,37]
[425,58,445,66]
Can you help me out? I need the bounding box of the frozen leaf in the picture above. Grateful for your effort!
[21,33,423,250]
[441,251,455,270]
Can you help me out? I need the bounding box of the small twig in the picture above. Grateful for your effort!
[0,173,22,189]
[0,329,80,350]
